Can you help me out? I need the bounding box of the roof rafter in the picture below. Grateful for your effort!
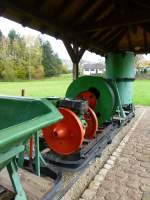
[96,28,117,43]
[83,13,150,32]
[73,0,105,25]
[127,27,133,51]
[73,2,115,33]
[64,1,94,27]
[104,29,126,48]
[142,28,148,53]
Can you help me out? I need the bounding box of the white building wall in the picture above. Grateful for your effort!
[83,69,99,75]
[83,69,91,75]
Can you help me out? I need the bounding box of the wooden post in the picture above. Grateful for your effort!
[21,89,25,97]
[63,41,85,80]
[73,62,78,80]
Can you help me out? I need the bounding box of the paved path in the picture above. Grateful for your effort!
[81,107,150,200]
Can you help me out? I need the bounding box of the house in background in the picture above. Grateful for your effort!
[82,63,105,75]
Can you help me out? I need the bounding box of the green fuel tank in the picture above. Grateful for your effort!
[105,52,136,106]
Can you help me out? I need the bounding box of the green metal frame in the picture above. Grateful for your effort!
[34,130,47,176]
[0,145,27,200]
[7,158,27,200]
[0,96,63,199]
[113,81,126,122]
[18,130,47,176]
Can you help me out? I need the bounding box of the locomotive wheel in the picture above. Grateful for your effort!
[42,107,85,155]
[77,91,97,109]
[84,107,98,139]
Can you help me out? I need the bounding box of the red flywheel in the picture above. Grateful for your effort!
[42,107,85,155]
[77,91,97,109]
[84,107,98,139]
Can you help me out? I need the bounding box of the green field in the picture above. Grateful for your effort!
[0,74,72,97]
[133,79,150,106]
[0,74,149,106]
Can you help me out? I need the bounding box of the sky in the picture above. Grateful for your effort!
[0,17,104,63]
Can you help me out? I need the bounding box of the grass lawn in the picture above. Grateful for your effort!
[0,74,149,106]
[133,79,150,106]
[0,74,72,97]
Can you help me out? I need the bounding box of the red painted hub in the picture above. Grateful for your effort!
[77,91,97,109]
[84,107,98,139]
[42,107,85,155]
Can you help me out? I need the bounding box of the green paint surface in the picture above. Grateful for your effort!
[0,96,62,153]
[106,52,136,105]
[106,52,136,79]
[65,76,115,125]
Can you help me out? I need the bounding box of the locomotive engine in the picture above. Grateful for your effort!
[41,52,136,169]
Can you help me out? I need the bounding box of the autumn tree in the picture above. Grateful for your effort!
[0,29,65,81]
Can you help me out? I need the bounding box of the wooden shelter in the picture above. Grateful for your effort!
[0,0,150,78]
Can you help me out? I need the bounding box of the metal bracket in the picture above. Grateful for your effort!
[112,81,126,122]
[5,147,27,200]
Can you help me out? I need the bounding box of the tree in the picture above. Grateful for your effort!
[0,30,64,80]
[25,36,44,79]
[1,57,16,81]
[41,40,63,76]
[8,29,20,42]
[0,30,3,42]
[61,64,69,74]
[135,55,145,69]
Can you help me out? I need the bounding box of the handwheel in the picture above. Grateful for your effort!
[42,107,85,155]
[84,107,98,139]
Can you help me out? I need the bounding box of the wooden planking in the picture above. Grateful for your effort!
[0,168,54,200]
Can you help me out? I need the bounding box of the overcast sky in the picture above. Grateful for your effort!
[0,17,105,62]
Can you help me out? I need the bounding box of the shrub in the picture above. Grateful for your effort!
[15,65,28,79]
[2,66,16,81]
[32,65,45,79]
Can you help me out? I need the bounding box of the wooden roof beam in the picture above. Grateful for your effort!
[53,1,74,22]
[96,28,117,43]
[104,29,126,49]
[63,40,85,63]
[95,4,114,22]
[63,40,85,80]
[74,0,105,24]
[65,0,94,27]
[33,0,47,11]
[0,1,104,54]
[143,29,148,53]
[83,13,150,32]
[0,1,85,43]
[127,27,133,51]
[73,1,115,30]
[102,29,124,47]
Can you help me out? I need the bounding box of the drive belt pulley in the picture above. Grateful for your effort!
[42,106,98,155]
[65,76,116,126]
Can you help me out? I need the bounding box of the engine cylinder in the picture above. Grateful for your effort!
[106,52,136,106]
